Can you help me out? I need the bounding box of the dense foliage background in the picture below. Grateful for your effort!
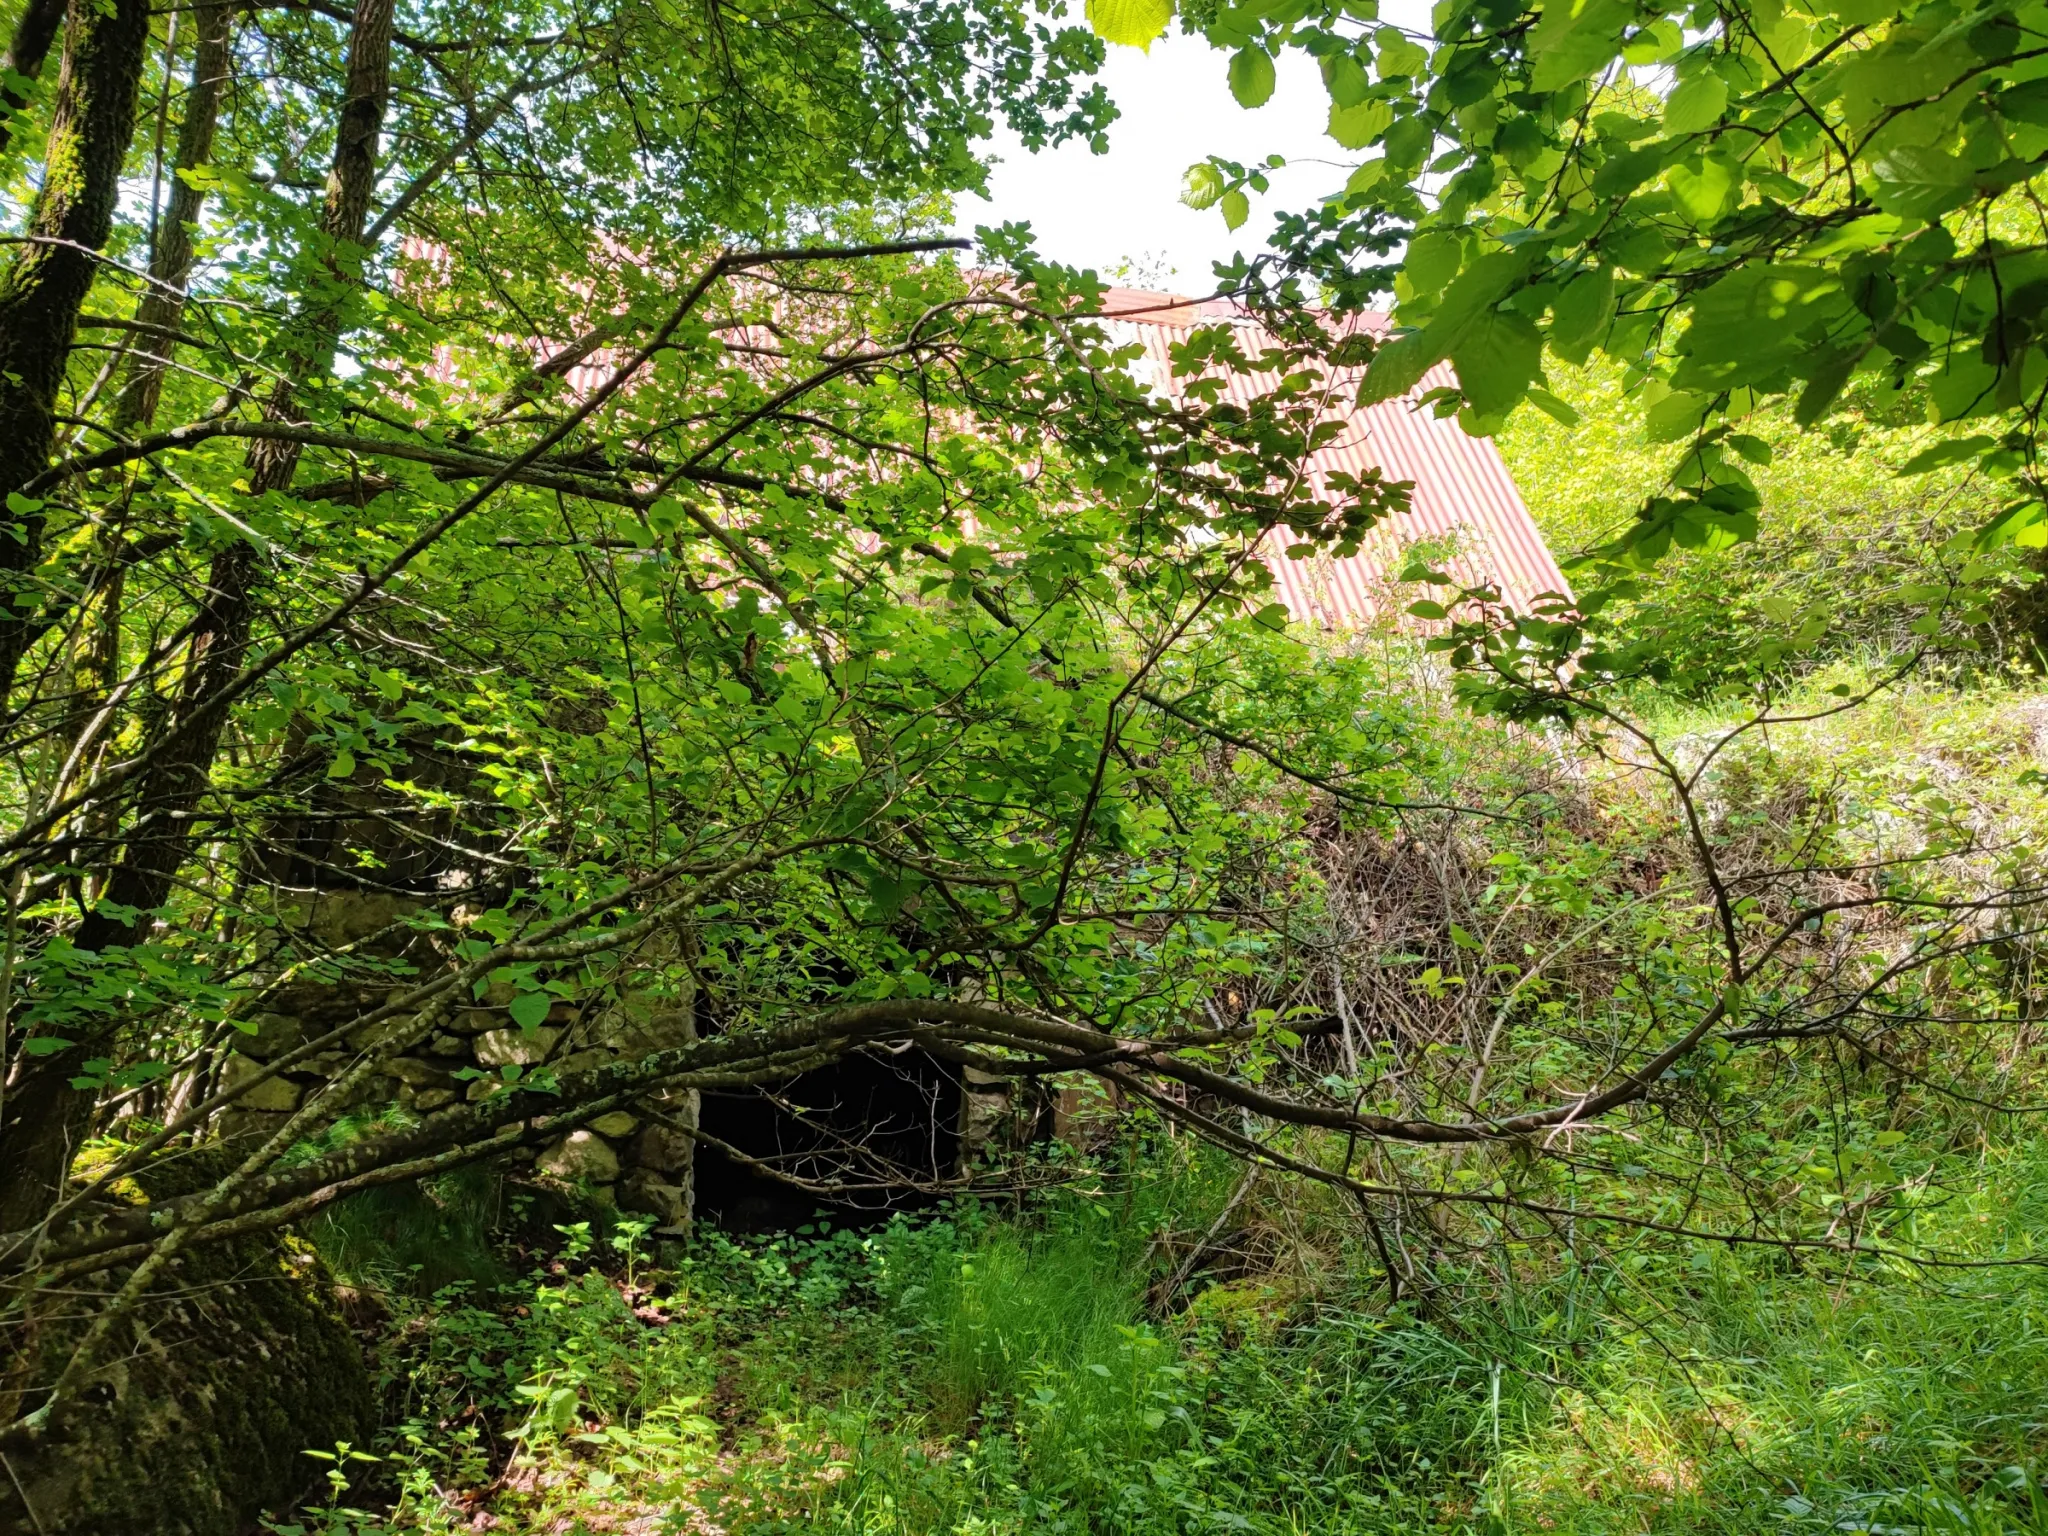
[5,0,2048,1524]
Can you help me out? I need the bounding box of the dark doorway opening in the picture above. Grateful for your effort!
[692,1046,964,1231]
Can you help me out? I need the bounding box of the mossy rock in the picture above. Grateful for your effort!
[1,1146,375,1536]
[1176,1273,1306,1346]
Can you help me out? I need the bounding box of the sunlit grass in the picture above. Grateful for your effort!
[299,1137,2048,1535]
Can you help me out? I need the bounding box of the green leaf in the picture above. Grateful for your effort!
[1344,159,1386,198]
[547,1386,579,1433]
[1406,599,1449,618]
[1793,351,1854,427]
[1667,154,1736,223]
[1495,114,1547,167]
[1181,161,1225,209]
[1373,26,1429,77]
[1249,600,1290,630]
[509,989,552,1031]
[1976,497,2048,549]
[1229,46,1276,107]
[1382,113,1434,172]
[328,747,356,779]
[1357,329,1437,404]
[1662,73,1728,135]
[1671,265,1848,390]
[1836,33,1968,128]
[1753,11,1808,62]
[1321,51,1369,107]
[1428,249,1538,340]
[1671,502,1757,551]
[1869,145,1977,223]
[1799,214,1902,261]
[1526,0,1632,91]
[1643,390,1714,442]
[1928,351,2000,421]
[1327,98,1393,150]
[1622,18,1682,64]
[1590,144,1665,199]
[1402,230,1463,296]
[1367,248,1538,405]
[1220,188,1250,230]
[1449,308,1543,418]
[1547,266,1615,364]
[1897,435,1995,475]
[1997,78,2048,125]
[1525,387,1580,425]
[1086,0,1173,49]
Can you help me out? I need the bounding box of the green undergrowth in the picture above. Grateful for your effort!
[1494,356,2041,670]
[270,672,2048,1536]
[280,1133,2048,1536]
[306,1165,509,1297]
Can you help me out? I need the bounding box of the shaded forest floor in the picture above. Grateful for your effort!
[261,667,2048,1536]
[282,1133,2048,1536]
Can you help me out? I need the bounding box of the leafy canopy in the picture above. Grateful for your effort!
[1085,0,2048,646]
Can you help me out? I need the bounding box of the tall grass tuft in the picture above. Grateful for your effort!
[307,1166,507,1296]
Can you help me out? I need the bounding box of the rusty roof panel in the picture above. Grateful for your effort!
[1098,288,1570,627]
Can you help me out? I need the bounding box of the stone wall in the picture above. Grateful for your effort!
[218,891,703,1231]
[215,893,1036,1231]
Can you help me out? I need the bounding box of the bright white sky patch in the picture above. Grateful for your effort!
[953,10,1429,288]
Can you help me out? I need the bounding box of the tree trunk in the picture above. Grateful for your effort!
[0,0,69,157]
[0,0,153,711]
[0,0,395,1232]
[110,0,235,432]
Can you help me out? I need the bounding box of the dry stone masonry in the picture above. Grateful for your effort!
[219,890,701,1231]
[216,892,1030,1232]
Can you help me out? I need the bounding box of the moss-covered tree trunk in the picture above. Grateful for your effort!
[0,0,392,1232]
[0,0,153,710]
[0,0,70,156]
[0,1151,374,1536]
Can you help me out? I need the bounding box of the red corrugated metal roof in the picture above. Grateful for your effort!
[1095,287,1569,627]
[412,259,1565,624]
